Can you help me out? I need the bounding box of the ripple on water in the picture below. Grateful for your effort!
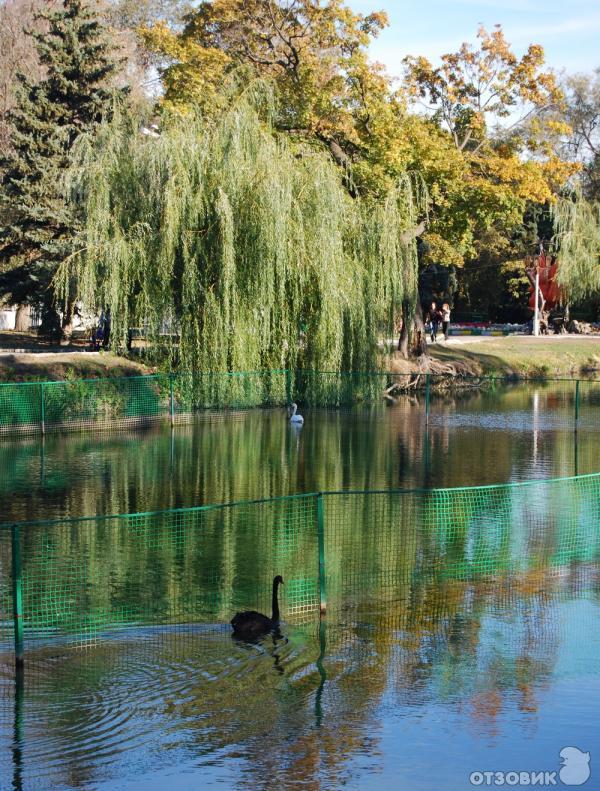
[0,623,315,788]
[428,410,585,431]
[1,585,600,790]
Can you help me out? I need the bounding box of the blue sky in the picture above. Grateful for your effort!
[348,0,600,79]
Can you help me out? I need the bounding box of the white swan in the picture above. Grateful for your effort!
[289,402,304,425]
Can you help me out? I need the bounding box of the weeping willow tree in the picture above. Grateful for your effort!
[552,194,600,303]
[58,85,427,373]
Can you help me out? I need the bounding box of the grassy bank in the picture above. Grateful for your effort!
[1,333,599,384]
[0,330,152,382]
[429,336,600,378]
[0,350,151,383]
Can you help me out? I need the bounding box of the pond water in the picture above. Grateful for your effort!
[0,383,598,524]
[0,382,599,790]
[1,575,598,790]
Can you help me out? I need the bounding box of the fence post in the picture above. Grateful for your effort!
[285,369,292,405]
[169,374,175,427]
[317,493,327,616]
[11,525,24,669]
[574,379,580,433]
[40,382,45,435]
[425,373,431,425]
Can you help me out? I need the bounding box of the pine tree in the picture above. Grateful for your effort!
[0,0,125,333]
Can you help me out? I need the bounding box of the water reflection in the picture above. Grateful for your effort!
[1,569,598,790]
[0,383,598,789]
[0,385,598,525]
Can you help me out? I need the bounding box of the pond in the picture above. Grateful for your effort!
[0,383,597,524]
[0,382,598,790]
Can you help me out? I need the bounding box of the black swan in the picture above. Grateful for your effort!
[231,575,284,639]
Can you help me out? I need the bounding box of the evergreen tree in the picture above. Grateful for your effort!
[0,0,125,333]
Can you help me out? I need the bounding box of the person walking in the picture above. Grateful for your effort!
[430,301,439,342]
[103,308,111,348]
[441,303,451,340]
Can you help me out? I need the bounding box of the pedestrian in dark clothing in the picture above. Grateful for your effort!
[91,324,104,351]
[430,302,439,342]
[103,308,111,348]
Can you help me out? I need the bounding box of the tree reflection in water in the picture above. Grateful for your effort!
[1,565,598,790]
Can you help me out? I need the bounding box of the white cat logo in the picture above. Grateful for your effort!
[559,747,591,786]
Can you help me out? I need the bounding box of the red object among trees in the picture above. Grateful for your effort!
[527,251,562,310]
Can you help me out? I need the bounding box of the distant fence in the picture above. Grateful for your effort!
[1,473,599,663]
[0,370,599,436]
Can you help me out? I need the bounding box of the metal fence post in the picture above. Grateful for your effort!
[425,373,431,425]
[574,379,580,433]
[40,382,45,435]
[11,525,24,668]
[317,493,327,616]
[169,374,175,427]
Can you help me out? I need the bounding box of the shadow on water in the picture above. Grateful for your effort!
[315,619,327,728]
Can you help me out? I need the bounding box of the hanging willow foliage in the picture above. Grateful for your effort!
[59,86,427,373]
[552,194,600,303]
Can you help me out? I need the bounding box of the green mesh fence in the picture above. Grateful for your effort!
[1,473,599,659]
[0,494,320,654]
[1,370,598,437]
[0,381,42,435]
[294,370,395,406]
[323,474,600,609]
[172,370,290,416]
[0,371,291,436]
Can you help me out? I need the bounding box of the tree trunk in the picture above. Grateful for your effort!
[14,304,30,332]
[399,300,428,358]
[398,313,409,357]
[60,300,74,344]
[39,294,62,339]
[413,299,428,356]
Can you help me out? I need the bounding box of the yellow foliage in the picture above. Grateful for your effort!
[140,9,577,271]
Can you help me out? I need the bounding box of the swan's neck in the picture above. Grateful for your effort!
[291,403,297,418]
[272,579,281,623]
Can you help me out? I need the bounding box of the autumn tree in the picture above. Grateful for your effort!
[403,25,574,259]
[141,0,392,172]
[401,26,577,329]
[404,26,564,154]
[141,0,437,357]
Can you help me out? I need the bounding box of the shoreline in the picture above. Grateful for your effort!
[1,334,599,383]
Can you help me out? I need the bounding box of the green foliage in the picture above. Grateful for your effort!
[552,194,600,302]
[59,86,426,373]
[0,0,124,313]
